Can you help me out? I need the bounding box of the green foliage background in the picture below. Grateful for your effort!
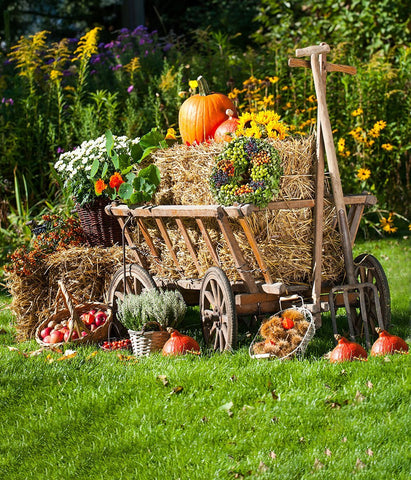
[0,0,410,265]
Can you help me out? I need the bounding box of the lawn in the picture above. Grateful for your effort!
[0,237,410,479]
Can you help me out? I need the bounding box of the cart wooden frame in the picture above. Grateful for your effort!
[106,43,390,352]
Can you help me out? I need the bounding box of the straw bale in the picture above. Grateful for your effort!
[138,135,344,284]
[6,246,134,341]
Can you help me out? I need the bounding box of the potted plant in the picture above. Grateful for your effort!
[116,288,187,356]
[54,128,166,246]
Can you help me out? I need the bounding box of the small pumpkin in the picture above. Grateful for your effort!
[214,109,240,143]
[162,330,200,356]
[178,76,237,145]
[281,317,295,330]
[370,328,409,356]
[328,335,368,363]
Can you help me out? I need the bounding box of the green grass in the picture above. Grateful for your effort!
[0,237,410,480]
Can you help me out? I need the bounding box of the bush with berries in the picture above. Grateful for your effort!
[4,214,86,277]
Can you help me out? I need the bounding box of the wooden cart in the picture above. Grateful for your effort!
[105,43,391,351]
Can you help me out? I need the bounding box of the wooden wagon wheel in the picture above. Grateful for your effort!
[199,267,237,352]
[351,253,391,336]
[107,264,157,313]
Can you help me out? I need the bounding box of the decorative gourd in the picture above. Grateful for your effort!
[370,328,409,356]
[162,330,200,356]
[328,335,368,363]
[214,109,239,143]
[178,76,237,145]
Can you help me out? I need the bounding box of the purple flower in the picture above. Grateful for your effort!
[111,64,122,71]
[2,97,13,105]
[57,147,64,154]
[127,85,134,94]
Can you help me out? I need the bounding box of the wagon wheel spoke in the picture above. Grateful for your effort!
[200,267,237,352]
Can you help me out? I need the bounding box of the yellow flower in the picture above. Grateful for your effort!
[188,80,198,90]
[351,107,363,116]
[408,224,411,231]
[281,85,288,91]
[165,128,177,140]
[73,27,101,62]
[268,76,279,84]
[382,143,394,151]
[380,213,397,234]
[337,138,345,153]
[50,69,62,82]
[307,94,316,103]
[124,57,140,73]
[357,168,371,181]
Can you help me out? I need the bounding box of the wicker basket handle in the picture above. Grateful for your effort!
[57,280,90,338]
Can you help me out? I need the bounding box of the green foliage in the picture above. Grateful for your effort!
[116,289,187,331]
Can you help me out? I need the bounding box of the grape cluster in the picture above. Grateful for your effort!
[244,138,259,156]
[251,163,269,180]
[211,169,230,188]
[250,180,266,191]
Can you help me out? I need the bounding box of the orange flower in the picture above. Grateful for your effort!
[109,172,125,191]
[95,179,107,195]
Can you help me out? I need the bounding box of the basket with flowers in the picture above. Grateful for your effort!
[54,128,167,246]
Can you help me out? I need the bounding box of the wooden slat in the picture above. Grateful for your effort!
[237,217,273,284]
[260,282,287,295]
[195,218,220,266]
[108,204,224,218]
[175,218,203,276]
[296,44,330,57]
[116,217,144,266]
[347,204,365,247]
[137,218,160,261]
[217,214,259,293]
[155,217,181,269]
[288,57,356,75]
[235,292,279,306]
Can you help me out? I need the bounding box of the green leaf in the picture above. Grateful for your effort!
[101,162,108,179]
[130,142,143,161]
[118,152,131,171]
[111,151,119,170]
[138,164,161,187]
[105,130,115,156]
[139,128,164,150]
[90,159,100,178]
[118,182,134,200]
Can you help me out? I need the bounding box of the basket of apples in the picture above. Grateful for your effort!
[35,280,112,347]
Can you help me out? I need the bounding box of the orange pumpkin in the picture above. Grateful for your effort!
[178,76,237,145]
[214,109,240,143]
[162,330,200,356]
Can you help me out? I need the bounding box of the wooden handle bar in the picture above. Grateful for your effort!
[295,44,330,57]
[288,57,357,75]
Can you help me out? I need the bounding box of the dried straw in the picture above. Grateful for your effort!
[6,246,134,341]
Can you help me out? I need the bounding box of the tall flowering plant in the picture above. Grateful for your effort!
[54,129,165,206]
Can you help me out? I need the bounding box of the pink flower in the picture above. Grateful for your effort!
[127,85,134,93]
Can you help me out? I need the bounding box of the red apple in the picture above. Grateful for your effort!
[94,311,107,327]
[64,330,79,342]
[43,335,51,343]
[82,312,95,326]
[49,330,64,344]
[81,331,88,338]
[40,327,52,339]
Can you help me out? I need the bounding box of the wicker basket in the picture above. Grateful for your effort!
[35,281,112,347]
[75,197,123,247]
[249,300,315,360]
[128,326,170,356]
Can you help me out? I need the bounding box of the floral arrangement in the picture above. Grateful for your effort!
[209,136,282,207]
[54,128,165,206]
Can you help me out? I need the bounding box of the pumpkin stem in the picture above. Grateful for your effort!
[197,76,210,96]
[334,334,343,341]
[226,109,234,118]
[375,327,383,334]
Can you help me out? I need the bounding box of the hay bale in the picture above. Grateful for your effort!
[141,136,343,284]
[6,246,134,341]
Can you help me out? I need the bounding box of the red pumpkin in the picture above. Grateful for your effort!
[178,76,237,145]
[329,335,368,363]
[162,330,200,356]
[281,317,295,330]
[214,109,240,142]
[370,329,408,356]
